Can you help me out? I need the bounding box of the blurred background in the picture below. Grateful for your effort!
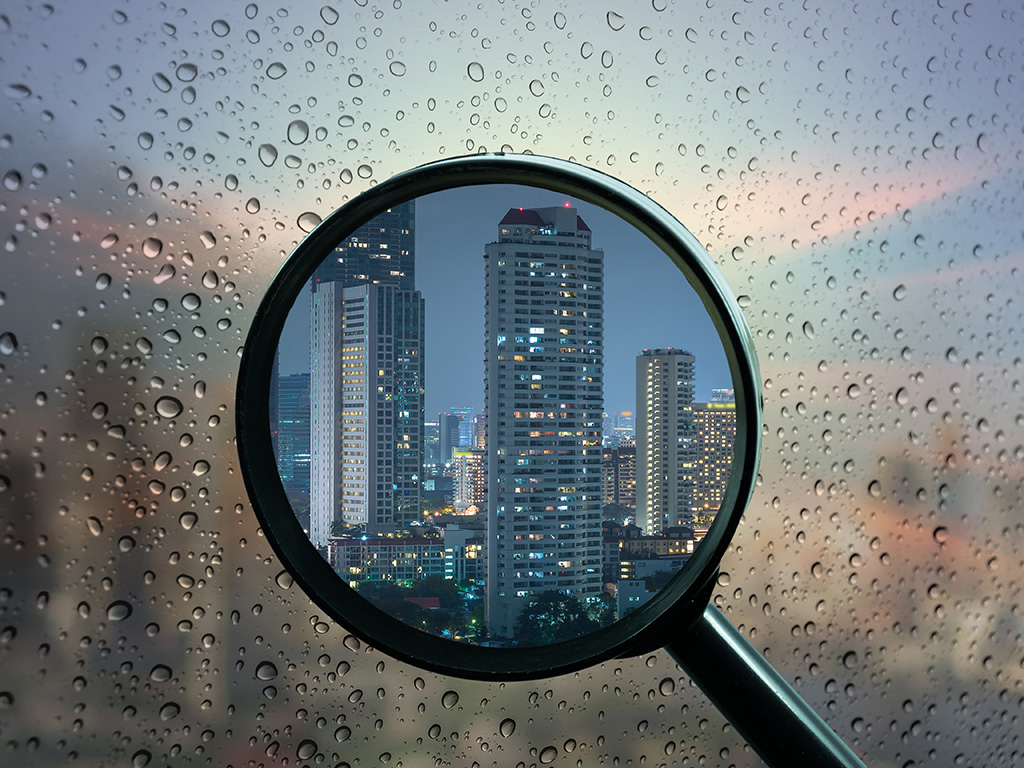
[1,2,1022,765]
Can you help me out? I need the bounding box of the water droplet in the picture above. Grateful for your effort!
[0,332,18,355]
[4,84,31,100]
[893,284,907,301]
[181,293,201,311]
[802,321,815,339]
[297,212,322,232]
[193,460,210,476]
[334,726,351,742]
[176,574,194,589]
[162,329,181,344]
[606,11,625,31]
[199,231,216,249]
[91,337,108,354]
[539,746,558,764]
[895,387,909,406]
[149,664,171,681]
[142,237,163,258]
[245,197,261,214]
[225,174,239,191]
[467,62,485,82]
[868,480,881,498]
[255,661,278,680]
[441,690,459,709]
[94,273,112,290]
[296,740,317,759]
[841,651,858,669]
[499,718,516,737]
[176,63,197,82]
[131,750,151,767]
[179,512,198,530]
[736,86,751,103]
[155,396,183,418]
[3,170,22,191]
[87,517,103,536]
[529,79,545,97]
[211,19,230,37]
[389,61,406,77]
[320,6,339,24]
[276,570,294,589]
[287,120,309,145]
[716,194,728,211]
[258,144,278,167]
[152,73,172,93]
[658,677,675,695]
[107,601,132,621]
[933,526,949,543]
[266,62,287,80]
[159,702,180,720]
[847,383,861,399]
[201,270,219,289]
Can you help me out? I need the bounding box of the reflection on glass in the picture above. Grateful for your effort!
[270,186,735,646]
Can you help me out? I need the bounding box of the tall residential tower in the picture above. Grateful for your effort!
[636,349,696,535]
[484,205,605,637]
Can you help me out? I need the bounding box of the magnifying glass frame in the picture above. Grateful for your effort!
[237,152,761,678]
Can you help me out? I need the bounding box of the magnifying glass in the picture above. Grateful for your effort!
[236,153,864,768]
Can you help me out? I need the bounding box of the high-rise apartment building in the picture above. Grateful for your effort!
[692,392,736,522]
[437,412,462,465]
[452,448,486,511]
[484,205,605,637]
[309,202,424,548]
[636,349,696,535]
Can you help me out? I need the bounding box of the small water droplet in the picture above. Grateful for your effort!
[441,690,459,709]
[159,702,180,721]
[802,321,815,339]
[179,512,198,530]
[199,231,216,249]
[211,19,230,37]
[201,270,219,289]
[320,6,339,24]
[276,570,294,589]
[893,284,907,301]
[131,750,151,767]
[499,717,516,737]
[658,677,676,695]
[245,197,261,214]
[176,63,197,82]
[539,745,558,764]
[87,517,103,536]
[467,62,485,82]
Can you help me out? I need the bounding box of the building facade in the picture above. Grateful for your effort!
[691,392,736,522]
[274,372,311,511]
[636,349,696,535]
[601,440,637,510]
[308,202,424,547]
[484,205,605,637]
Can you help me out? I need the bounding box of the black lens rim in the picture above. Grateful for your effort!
[236,153,762,680]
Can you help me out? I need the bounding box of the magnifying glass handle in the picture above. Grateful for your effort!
[666,605,865,768]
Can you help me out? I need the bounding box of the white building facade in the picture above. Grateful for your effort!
[636,349,696,535]
[484,205,605,637]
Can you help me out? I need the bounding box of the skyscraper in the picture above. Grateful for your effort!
[636,349,696,535]
[692,392,736,522]
[309,202,424,547]
[484,205,605,637]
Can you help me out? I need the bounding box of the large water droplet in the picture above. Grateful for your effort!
[211,19,230,37]
[255,661,278,680]
[154,396,183,418]
[107,601,132,621]
[258,144,278,167]
[467,62,485,82]
[287,120,309,145]
[266,62,287,80]
[142,237,163,258]
[176,63,197,82]
[149,664,172,681]
[297,212,322,232]
[0,332,17,355]
[441,690,459,709]
[499,718,516,737]
[320,6,339,24]
[539,746,558,764]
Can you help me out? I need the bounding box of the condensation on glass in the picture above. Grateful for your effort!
[1,2,1021,766]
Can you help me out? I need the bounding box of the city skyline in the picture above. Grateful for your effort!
[277,185,735,416]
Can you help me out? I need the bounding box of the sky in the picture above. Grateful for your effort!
[277,184,734,417]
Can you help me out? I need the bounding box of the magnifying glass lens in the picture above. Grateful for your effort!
[269,183,737,648]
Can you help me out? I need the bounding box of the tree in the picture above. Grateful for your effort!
[512,591,600,646]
